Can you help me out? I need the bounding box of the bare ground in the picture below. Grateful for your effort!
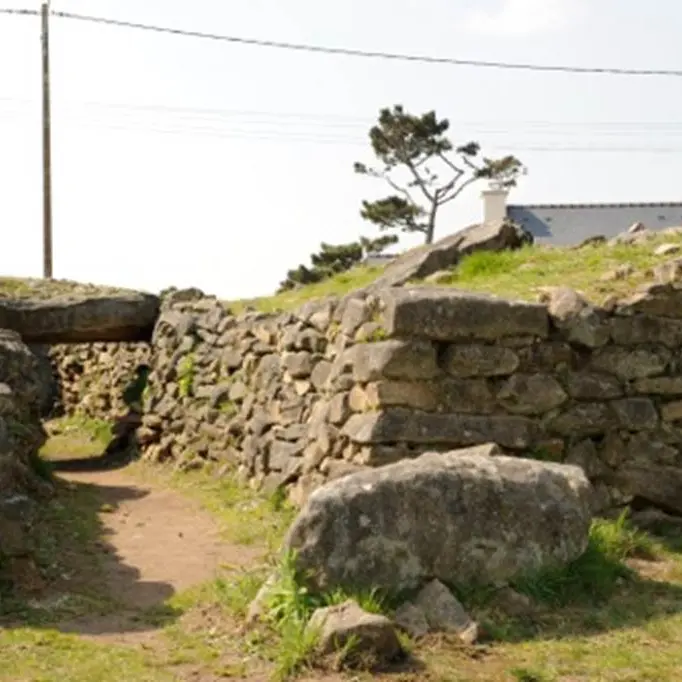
[53,467,259,646]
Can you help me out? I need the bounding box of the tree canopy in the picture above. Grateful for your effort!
[278,234,398,292]
[355,105,524,244]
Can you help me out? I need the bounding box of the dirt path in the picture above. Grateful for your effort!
[55,466,260,645]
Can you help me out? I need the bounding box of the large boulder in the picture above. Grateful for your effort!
[284,449,592,593]
[367,219,532,289]
[0,293,160,343]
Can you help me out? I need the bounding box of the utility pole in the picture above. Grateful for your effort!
[41,0,53,279]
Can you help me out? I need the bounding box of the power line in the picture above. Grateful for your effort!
[0,7,671,78]
[2,108,681,152]
[4,6,682,77]
[0,8,36,16]
[5,96,682,136]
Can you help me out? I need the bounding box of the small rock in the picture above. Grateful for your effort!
[414,579,478,643]
[629,508,682,533]
[538,286,610,348]
[628,221,647,234]
[489,586,535,618]
[654,243,681,257]
[423,270,452,284]
[306,600,403,668]
[573,235,606,249]
[393,602,430,639]
[600,263,635,281]
[245,573,278,625]
[653,258,682,284]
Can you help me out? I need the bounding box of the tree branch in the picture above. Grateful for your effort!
[364,165,419,206]
[438,175,480,206]
[384,175,417,204]
[376,128,434,203]
[404,159,434,203]
[437,151,465,176]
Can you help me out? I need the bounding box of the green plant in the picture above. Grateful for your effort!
[356,325,388,343]
[322,586,387,615]
[218,400,238,418]
[525,446,562,463]
[268,486,289,514]
[263,552,323,628]
[252,551,399,679]
[27,449,55,481]
[278,235,397,293]
[177,354,196,398]
[511,513,656,607]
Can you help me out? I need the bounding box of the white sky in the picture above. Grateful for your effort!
[1,0,682,298]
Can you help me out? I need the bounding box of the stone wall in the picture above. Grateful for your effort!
[43,280,682,516]
[303,284,682,515]
[137,297,343,486]
[0,329,52,587]
[41,342,151,420]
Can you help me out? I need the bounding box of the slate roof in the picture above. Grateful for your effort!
[507,201,682,245]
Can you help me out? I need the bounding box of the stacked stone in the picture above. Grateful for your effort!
[137,297,346,494]
[302,284,682,514]
[41,276,682,517]
[45,342,151,419]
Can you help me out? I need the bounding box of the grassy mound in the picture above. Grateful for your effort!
[226,228,682,313]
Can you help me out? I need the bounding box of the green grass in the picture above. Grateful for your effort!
[0,473,116,623]
[509,512,658,607]
[41,415,113,461]
[0,629,174,682]
[425,231,682,305]
[225,228,682,314]
[4,224,679,317]
[224,265,384,314]
[0,276,141,300]
[6,419,682,681]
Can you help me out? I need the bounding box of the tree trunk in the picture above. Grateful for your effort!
[424,203,438,245]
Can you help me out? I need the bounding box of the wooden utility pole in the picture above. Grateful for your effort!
[41,0,53,279]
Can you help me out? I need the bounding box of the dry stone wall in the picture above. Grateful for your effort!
[306,284,682,515]
[39,342,151,420]
[137,296,343,490]
[42,280,682,517]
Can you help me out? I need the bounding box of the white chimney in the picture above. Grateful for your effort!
[481,184,509,223]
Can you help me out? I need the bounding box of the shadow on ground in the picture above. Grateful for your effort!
[49,448,136,474]
[466,528,682,647]
[0,464,183,639]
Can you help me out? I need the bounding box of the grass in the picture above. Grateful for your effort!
[41,414,114,461]
[0,476,107,620]
[0,276,141,300]
[427,230,682,305]
[224,265,384,314]
[225,228,682,314]
[4,418,682,681]
[4,224,678,317]
[128,461,296,552]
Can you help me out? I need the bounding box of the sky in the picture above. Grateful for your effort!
[1,0,682,298]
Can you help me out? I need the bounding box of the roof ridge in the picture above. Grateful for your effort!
[508,201,682,210]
